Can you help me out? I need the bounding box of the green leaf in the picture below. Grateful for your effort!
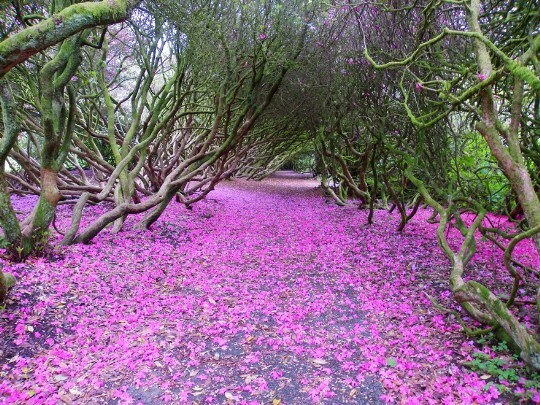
[386,357,397,367]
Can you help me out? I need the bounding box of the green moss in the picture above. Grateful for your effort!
[476,283,492,302]
[508,61,540,92]
[493,327,520,353]
[1,0,135,78]
[0,270,15,302]
[3,273,15,289]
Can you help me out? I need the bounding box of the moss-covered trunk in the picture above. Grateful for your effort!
[22,168,62,248]
[0,0,141,78]
[0,80,33,258]
[467,0,540,254]
[0,175,30,258]
[407,169,540,369]
[135,187,179,230]
[0,265,16,302]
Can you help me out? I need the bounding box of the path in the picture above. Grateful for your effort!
[0,172,517,403]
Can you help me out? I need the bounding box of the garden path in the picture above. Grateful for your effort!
[0,172,521,403]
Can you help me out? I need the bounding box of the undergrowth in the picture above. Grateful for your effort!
[466,334,540,402]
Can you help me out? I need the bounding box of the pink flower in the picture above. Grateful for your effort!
[477,73,487,81]
[415,82,423,92]
[259,33,266,40]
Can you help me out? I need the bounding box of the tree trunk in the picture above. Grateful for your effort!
[0,0,141,78]
[22,168,62,247]
[135,188,178,230]
[0,176,25,253]
[0,267,16,302]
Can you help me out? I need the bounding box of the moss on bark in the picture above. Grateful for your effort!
[0,0,141,78]
[0,268,15,303]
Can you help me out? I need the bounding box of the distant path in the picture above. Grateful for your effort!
[0,172,502,403]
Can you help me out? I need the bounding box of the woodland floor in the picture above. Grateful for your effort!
[1,171,539,404]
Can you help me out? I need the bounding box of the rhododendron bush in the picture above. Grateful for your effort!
[1,0,539,402]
